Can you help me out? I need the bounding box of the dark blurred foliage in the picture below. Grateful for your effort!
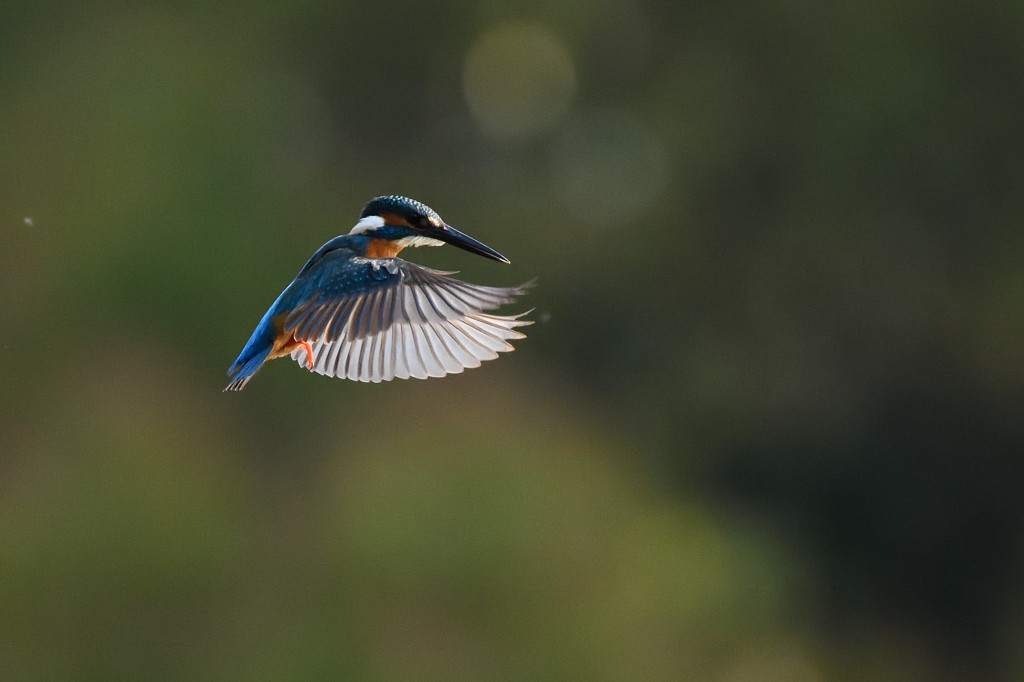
[2,0,1023,680]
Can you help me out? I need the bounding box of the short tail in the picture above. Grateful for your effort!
[224,346,271,391]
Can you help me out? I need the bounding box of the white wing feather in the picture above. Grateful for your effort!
[287,262,532,383]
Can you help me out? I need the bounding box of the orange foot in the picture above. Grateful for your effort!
[298,340,313,369]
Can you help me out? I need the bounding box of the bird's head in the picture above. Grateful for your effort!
[348,195,510,263]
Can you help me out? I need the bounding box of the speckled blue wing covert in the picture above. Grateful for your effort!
[282,255,532,383]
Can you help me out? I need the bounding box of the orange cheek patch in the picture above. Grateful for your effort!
[378,213,412,228]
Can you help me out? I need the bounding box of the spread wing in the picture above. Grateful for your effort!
[282,256,532,383]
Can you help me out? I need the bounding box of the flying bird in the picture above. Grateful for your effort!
[225,195,532,390]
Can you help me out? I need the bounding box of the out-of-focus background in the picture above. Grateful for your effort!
[2,1,1023,680]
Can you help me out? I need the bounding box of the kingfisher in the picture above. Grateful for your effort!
[225,195,532,390]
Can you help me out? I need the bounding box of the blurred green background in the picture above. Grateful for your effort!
[2,1,1023,680]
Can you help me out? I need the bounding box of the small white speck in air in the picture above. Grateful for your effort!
[23,217,33,227]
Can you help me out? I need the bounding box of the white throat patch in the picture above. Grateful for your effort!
[395,235,445,248]
[348,215,385,235]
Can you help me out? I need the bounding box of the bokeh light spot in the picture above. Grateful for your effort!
[463,24,576,140]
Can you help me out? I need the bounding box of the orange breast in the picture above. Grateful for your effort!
[365,238,403,258]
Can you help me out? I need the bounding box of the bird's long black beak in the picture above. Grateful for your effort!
[427,222,510,264]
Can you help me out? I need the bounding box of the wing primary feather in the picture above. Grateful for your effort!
[411,323,442,377]
[399,324,422,379]
[338,337,354,379]
[327,299,354,340]
[459,316,517,351]
[447,321,495,362]
[356,336,373,381]
[350,290,371,339]
[316,339,333,375]
[296,304,318,340]
[421,284,457,322]
[437,278,519,309]
[402,285,423,325]
[376,326,390,381]
[293,305,320,340]
[445,282,515,311]
[326,301,351,339]
[366,288,385,338]
[435,322,479,369]
[297,305,320,340]
[422,322,459,374]
[370,288,385,336]
[419,285,445,321]
[359,329,374,381]
[411,285,439,324]
[307,303,336,340]
[479,312,532,338]
[367,329,384,382]
[318,302,346,339]
[359,327,375,381]
[356,330,372,381]
[289,346,308,369]
[284,294,319,330]
[423,284,463,320]
[376,325,391,378]
[345,298,365,340]
[419,323,447,377]
[342,335,362,378]
[394,288,413,326]
[433,282,484,310]
[315,340,330,373]
[429,323,460,375]
[450,320,501,359]
[372,287,392,337]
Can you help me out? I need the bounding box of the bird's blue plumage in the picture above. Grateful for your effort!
[226,332,273,388]
[225,197,531,390]
[360,195,438,221]
[225,286,296,389]
[225,236,407,389]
